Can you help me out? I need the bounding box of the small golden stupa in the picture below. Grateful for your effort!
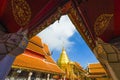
[57,47,86,80]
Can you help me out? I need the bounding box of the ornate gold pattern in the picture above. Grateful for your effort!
[97,45,104,54]
[68,7,95,49]
[11,0,31,26]
[94,14,113,36]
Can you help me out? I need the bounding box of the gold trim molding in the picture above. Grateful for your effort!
[68,7,95,49]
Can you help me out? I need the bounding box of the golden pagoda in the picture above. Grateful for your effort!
[6,36,64,80]
[57,48,70,67]
[57,47,86,80]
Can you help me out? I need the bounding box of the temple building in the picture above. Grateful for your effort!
[0,0,120,80]
[86,63,112,80]
[57,48,86,80]
[6,36,64,80]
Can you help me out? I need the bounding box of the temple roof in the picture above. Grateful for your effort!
[86,63,108,78]
[27,36,51,56]
[13,50,64,74]
[30,36,43,47]
[88,63,107,74]
[57,48,70,65]
[12,36,64,74]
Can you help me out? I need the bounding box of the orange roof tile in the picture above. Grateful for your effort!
[30,36,43,47]
[45,55,56,64]
[27,42,46,56]
[13,52,64,74]
[43,44,51,55]
[88,63,107,74]
[27,36,51,56]
[12,36,64,74]
[88,63,102,68]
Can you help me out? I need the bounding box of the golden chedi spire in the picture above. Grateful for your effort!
[57,47,70,66]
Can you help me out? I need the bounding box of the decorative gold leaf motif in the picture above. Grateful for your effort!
[97,45,104,54]
[11,0,31,26]
[94,14,113,36]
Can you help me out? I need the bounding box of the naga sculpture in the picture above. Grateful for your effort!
[0,27,28,79]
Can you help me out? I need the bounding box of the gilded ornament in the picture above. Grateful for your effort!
[11,0,31,26]
[94,14,113,36]
[97,45,104,54]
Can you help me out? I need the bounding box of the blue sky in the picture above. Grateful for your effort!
[38,15,98,68]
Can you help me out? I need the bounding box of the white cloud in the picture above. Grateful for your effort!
[37,15,76,51]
